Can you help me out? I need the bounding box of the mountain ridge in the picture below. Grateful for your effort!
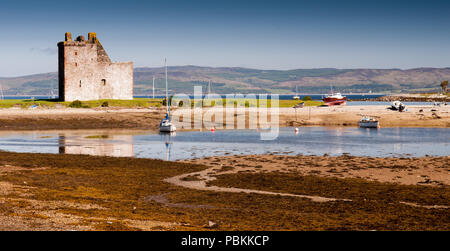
[0,66,449,95]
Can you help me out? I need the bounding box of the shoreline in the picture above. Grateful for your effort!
[369,94,449,102]
[0,105,448,130]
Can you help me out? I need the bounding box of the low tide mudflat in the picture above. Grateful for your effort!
[0,152,448,231]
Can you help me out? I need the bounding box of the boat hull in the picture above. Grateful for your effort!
[323,97,347,102]
[294,102,305,108]
[358,121,379,128]
[159,124,176,132]
[324,99,347,106]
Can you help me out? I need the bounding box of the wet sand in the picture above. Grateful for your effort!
[185,154,450,187]
[0,104,448,131]
[277,105,450,127]
[0,108,165,131]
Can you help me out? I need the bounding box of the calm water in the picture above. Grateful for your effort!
[136,94,387,101]
[6,94,385,100]
[3,95,435,106]
[0,127,447,161]
[347,101,434,106]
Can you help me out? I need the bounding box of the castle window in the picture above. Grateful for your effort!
[75,63,78,67]
[101,79,106,86]
[79,80,82,88]
[75,52,78,56]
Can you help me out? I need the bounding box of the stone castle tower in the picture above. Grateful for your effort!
[58,32,133,101]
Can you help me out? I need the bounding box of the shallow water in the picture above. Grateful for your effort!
[347,101,435,106]
[0,127,448,161]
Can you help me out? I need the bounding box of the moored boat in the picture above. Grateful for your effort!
[358,116,380,128]
[323,92,347,106]
[323,93,347,106]
[293,85,300,100]
[159,58,177,133]
[391,101,406,112]
[160,113,176,132]
[293,102,304,108]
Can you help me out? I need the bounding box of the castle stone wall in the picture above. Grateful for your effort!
[58,33,133,101]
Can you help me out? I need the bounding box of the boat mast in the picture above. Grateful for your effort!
[165,58,171,120]
[152,76,155,99]
[208,80,211,94]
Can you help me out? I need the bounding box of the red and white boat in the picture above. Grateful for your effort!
[323,92,347,106]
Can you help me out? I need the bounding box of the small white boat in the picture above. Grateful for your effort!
[293,85,300,100]
[160,115,176,132]
[159,58,177,133]
[358,116,380,128]
[293,102,304,108]
[391,101,406,111]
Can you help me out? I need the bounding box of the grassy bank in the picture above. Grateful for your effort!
[0,98,163,109]
[0,98,322,109]
[180,98,322,108]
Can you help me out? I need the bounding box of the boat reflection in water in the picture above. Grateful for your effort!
[160,132,176,161]
[58,134,134,157]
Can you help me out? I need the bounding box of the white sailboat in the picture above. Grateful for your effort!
[152,76,155,99]
[293,85,300,100]
[358,114,380,128]
[0,84,4,100]
[207,80,211,94]
[159,59,177,133]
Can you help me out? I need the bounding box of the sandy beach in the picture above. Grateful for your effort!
[277,105,450,127]
[0,107,165,130]
[0,104,448,130]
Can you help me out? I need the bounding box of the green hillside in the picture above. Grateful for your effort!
[1,66,449,95]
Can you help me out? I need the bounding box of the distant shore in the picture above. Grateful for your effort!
[366,93,449,102]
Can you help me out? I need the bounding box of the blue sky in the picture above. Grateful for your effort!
[1,0,450,77]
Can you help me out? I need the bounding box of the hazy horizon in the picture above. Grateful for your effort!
[1,0,450,77]
[3,65,450,79]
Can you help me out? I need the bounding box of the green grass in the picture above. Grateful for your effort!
[0,98,322,109]
[85,135,110,139]
[276,100,323,107]
[182,98,323,108]
[0,98,164,109]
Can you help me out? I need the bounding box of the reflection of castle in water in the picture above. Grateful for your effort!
[58,134,134,157]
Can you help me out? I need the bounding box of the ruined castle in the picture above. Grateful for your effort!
[58,32,133,101]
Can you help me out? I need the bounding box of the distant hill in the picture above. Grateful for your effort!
[1,66,449,95]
